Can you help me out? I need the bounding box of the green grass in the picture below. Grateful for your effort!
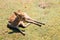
[0,0,60,40]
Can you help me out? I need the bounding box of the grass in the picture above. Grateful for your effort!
[0,0,60,40]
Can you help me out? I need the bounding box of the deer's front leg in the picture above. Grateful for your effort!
[18,21,31,28]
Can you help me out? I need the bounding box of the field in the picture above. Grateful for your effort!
[0,0,60,40]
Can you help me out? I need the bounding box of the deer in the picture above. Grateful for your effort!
[7,10,45,35]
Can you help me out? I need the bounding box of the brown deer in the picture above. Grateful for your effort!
[7,10,45,35]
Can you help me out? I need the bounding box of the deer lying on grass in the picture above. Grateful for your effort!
[7,10,45,35]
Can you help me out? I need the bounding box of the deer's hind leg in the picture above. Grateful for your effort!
[26,19,42,27]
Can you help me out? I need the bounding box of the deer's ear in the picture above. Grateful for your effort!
[14,12,18,16]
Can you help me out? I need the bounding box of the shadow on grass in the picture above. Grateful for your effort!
[8,29,25,36]
[7,24,25,36]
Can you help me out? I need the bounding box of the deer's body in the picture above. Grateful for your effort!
[7,10,45,35]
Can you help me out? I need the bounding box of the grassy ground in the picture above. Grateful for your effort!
[0,0,60,40]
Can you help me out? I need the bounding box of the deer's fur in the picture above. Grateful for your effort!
[7,10,45,34]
